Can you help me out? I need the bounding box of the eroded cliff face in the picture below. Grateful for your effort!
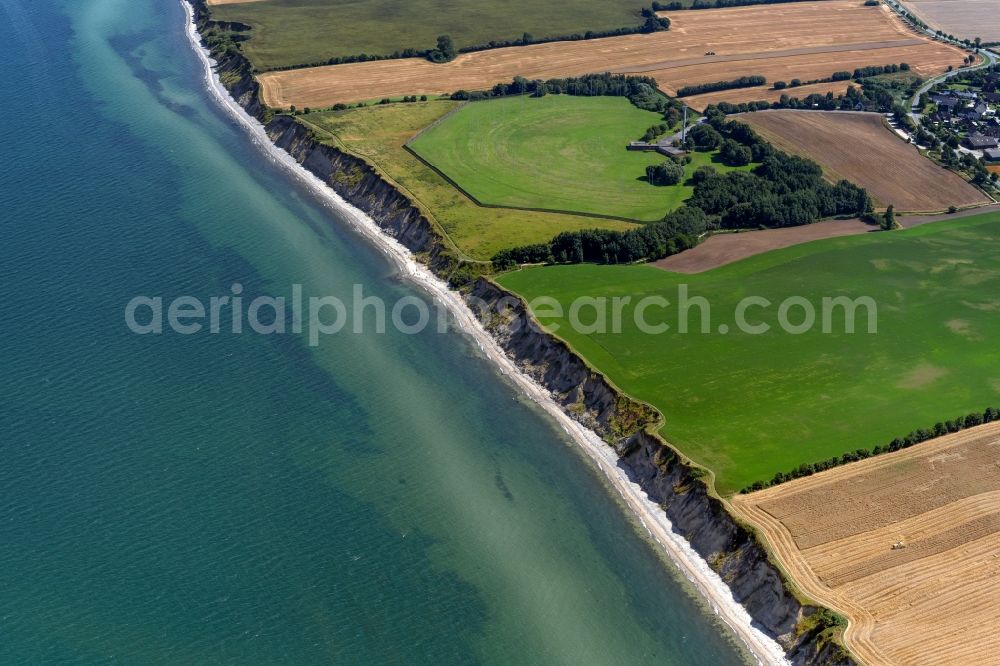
[466,280,853,666]
[191,8,854,663]
[264,117,457,276]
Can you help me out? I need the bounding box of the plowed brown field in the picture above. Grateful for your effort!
[259,1,969,108]
[741,110,989,212]
[732,422,1000,666]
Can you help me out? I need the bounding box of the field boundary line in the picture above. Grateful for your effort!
[294,114,488,264]
[402,141,654,225]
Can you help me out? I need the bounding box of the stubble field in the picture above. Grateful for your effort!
[733,422,1000,665]
[258,1,968,108]
[899,0,1000,43]
[740,110,989,211]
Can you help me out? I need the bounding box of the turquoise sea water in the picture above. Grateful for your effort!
[0,0,750,663]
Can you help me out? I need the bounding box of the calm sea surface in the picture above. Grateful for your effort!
[0,0,749,662]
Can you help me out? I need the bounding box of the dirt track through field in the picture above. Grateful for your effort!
[741,110,990,212]
[259,1,968,108]
[732,422,1000,665]
[654,204,1000,273]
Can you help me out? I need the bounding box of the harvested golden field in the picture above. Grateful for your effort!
[733,422,1000,666]
[900,0,1000,43]
[741,110,989,212]
[259,1,969,108]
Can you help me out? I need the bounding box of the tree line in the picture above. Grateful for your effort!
[255,7,669,72]
[711,69,919,116]
[492,207,709,268]
[772,63,909,91]
[676,76,766,98]
[492,110,871,268]
[653,0,813,9]
[452,72,681,116]
[740,406,1000,494]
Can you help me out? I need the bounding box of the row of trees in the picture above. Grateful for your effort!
[454,11,669,59]
[493,110,872,267]
[676,75,766,98]
[258,6,670,72]
[711,72,918,116]
[741,407,1000,494]
[492,207,709,268]
[772,63,910,91]
[452,73,679,115]
[654,0,811,9]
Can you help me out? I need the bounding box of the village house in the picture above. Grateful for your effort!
[966,132,999,150]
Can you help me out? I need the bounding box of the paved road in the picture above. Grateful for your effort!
[881,0,999,123]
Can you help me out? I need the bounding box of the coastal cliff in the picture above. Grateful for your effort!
[190,5,853,663]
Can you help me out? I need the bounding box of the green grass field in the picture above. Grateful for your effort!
[499,212,1000,495]
[211,0,646,70]
[410,95,743,222]
[299,101,636,260]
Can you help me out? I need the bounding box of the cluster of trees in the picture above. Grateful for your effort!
[741,407,1000,493]
[640,121,673,142]
[452,73,679,116]
[492,208,708,268]
[492,112,872,267]
[676,75,766,98]
[719,139,752,166]
[646,161,686,185]
[690,157,870,229]
[427,35,457,63]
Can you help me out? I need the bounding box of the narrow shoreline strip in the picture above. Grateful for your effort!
[181,3,790,663]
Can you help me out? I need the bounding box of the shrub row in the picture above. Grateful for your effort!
[772,63,909,90]
[676,75,766,98]
[451,72,678,114]
[654,0,813,9]
[740,407,1000,494]
[492,207,708,268]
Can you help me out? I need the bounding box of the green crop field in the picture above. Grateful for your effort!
[210,0,647,71]
[499,212,1000,495]
[410,95,744,222]
[298,101,636,260]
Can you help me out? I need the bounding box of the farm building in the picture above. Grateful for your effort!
[627,140,688,158]
[967,133,999,149]
[984,148,1000,162]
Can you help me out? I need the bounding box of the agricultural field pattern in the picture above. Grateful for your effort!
[733,422,1000,665]
[257,1,968,108]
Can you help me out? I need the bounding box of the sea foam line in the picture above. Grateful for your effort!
[180,4,789,662]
